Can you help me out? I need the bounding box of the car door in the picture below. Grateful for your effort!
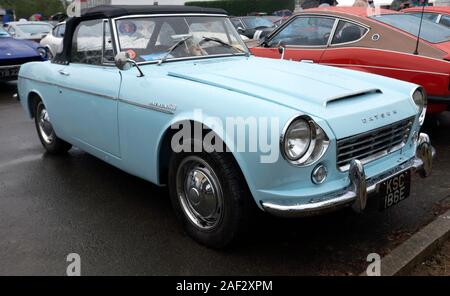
[252,15,336,62]
[54,19,121,157]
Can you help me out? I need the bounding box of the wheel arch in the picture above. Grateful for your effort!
[157,120,253,197]
[26,90,45,119]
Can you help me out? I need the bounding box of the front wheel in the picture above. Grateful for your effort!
[34,101,72,154]
[168,152,252,249]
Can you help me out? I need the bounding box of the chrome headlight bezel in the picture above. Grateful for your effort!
[37,47,48,59]
[280,115,330,167]
[411,87,427,126]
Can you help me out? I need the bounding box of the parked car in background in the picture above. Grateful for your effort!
[251,7,450,113]
[402,6,450,28]
[4,21,53,42]
[273,9,293,18]
[231,16,276,39]
[0,26,47,81]
[18,5,434,248]
[40,22,65,59]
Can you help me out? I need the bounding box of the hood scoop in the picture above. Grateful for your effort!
[324,89,382,107]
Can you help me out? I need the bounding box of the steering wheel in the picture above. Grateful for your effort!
[323,32,331,43]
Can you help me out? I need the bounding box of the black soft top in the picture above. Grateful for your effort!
[82,5,226,19]
[53,5,228,64]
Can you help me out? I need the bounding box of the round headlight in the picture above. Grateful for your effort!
[283,118,314,161]
[37,47,47,59]
[281,115,330,167]
[412,88,427,125]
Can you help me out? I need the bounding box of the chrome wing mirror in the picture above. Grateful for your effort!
[114,52,144,77]
[277,41,286,60]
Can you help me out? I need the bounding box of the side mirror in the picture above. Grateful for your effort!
[277,42,286,60]
[237,26,244,33]
[114,51,144,77]
[260,35,271,46]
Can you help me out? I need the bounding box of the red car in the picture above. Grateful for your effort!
[402,6,450,28]
[250,7,450,113]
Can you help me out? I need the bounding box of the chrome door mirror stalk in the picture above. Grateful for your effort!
[277,42,286,60]
[114,52,144,77]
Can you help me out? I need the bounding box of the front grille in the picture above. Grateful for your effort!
[0,56,42,66]
[337,117,414,170]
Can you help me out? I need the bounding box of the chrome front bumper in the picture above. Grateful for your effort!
[261,133,435,218]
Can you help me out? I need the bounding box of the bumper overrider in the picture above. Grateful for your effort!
[261,133,435,218]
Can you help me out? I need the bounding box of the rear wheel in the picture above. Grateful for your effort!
[168,151,252,249]
[34,101,72,154]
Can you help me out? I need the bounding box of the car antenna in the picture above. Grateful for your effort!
[413,0,427,55]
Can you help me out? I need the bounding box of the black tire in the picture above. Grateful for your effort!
[168,151,252,249]
[34,101,72,154]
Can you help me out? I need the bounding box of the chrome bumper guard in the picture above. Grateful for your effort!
[261,133,435,218]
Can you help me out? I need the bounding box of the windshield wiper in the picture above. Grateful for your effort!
[158,35,193,65]
[201,36,250,57]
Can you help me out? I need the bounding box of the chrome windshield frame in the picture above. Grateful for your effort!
[111,13,250,66]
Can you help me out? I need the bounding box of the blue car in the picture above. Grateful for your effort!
[17,5,434,248]
[0,26,47,81]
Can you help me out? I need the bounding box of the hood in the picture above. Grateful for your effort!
[0,37,40,59]
[164,56,417,139]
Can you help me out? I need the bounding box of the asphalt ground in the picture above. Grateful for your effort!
[0,81,449,275]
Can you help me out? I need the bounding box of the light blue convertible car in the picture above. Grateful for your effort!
[17,5,434,248]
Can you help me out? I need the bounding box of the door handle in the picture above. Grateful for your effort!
[58,70,70,76]
[300,60,314,63]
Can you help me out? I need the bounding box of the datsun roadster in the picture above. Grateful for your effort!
[18,5,434,248]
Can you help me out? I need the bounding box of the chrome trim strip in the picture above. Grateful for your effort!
[113,13,227,21]
[327,18,340,47]
[0,64,21,69]
[261,134,435,218]
[323,62,449,77]
[135,54,248,66]
[321,47,450,70]
[18,75,117,101]
[118,98,175,114]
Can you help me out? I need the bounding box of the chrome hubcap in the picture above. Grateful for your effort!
[38,108,54,144]
[176,156,223,230]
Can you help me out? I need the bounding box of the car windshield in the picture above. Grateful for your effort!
[17,23,53,35]
[242,17,275,29]
[115,16,248,63]
[370,14,450,43]
[0,27,10,37]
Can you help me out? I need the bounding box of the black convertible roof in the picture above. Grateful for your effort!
[53,5,228,64]
[82,5,227,19]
